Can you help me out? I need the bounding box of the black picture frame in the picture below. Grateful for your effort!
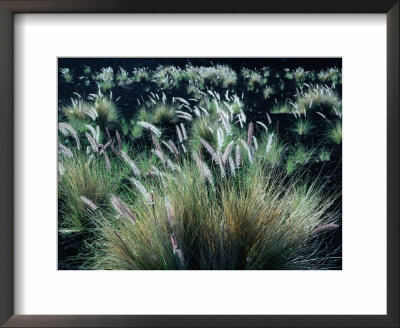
[0,1,398,327]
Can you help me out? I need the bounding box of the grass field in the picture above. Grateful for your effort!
[58,59,342,270]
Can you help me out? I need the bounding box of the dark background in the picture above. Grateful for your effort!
[59,57,342,71]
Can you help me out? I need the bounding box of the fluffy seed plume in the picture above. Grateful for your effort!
[180,123,187,140]
[110,195,136,224]
[176,125,183,143]
[252,136,259,151]
[85,132,98,152]
[312,223,339,236]
[116,130,122,151]
[200,138,218,162]
[58,122,80,150]
[193,152,214,186]
[235,145,241,168]
[80,196,98,211]
[222,141,234,165]
[138,121,161,137]
[247,122,254,146]
[121,151,141,176]
[265,134,274,155]
[266,113,272,125]
[58,143,73,159]
[256,121,268,132]
[228,156,236,177]
[168,140,180,159]
[165,197,175,228]
[129,177,152,204]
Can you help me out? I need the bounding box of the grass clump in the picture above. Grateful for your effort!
[60,68,73,83]
[61,97,92,122]
[93,162,339,270]
[89,94,119,129]
[58,153,118,231]
[319,148,331,162]
[96,67,115,91]
[293,118,313,135]
[295,84,341,115]
[326,121,342,144]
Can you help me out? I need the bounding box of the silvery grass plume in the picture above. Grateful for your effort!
[266,113,272,125]
[180,123,188,140]
[316,111,330,122]
[256,121,268,132]
[235,144,241,168]
[98,144,111,171]
[151,134,163,154]
[219,111,231,135]
[58,142,73,159]
[240,139,253,163]
[217,128,225,150]
[247,122,254,146]
[193,152,214,187]
[85,133,98,153]
[311,223,339,236]
[252,136,259,151]
[129,177,153,204]
[110,194,136,224]
[222,141,234,165]
[168,140,180,159]
[228,156,236,177]
[58,122,80,150]
[219,152,227,177]
[200,138,218,162]
[174,97,190,106]
[116,130,122,151]
[265,134,274,155]
[161,140,174,157]
[170,233,185,269]
[86,124,101,144]
[138,121,161,138]
[85,107,98,121]
[176,125,183,143]
[162,140,180,160]
[175,111,193,122]
[121,151,141,176]
[165,197,174,228]
[80,196,98,211]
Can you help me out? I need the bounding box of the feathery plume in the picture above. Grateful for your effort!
[80,196,98,211]
[58,143,73,159]
[256,121,268,132]
[235,145,241,168]
[168,140,180,160]
[222,141,234,165]
[165,197,175,228]
[138,121,161,137]
[265,134,274,155]
[228,156,236,177]
[58,122,80,150]
[85,133,98,152]
[253,136,259,151]
[266,113,272,125]
[176,125,183,143]
[312,223,339,236]
[121,151,141,176]
[129,177,152,204]
[116,130,122,151]
[180,123,187,140]
[200,138,218,162]
[247,122,254,146]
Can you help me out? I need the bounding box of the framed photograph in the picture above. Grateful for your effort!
[1,1,398,327]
